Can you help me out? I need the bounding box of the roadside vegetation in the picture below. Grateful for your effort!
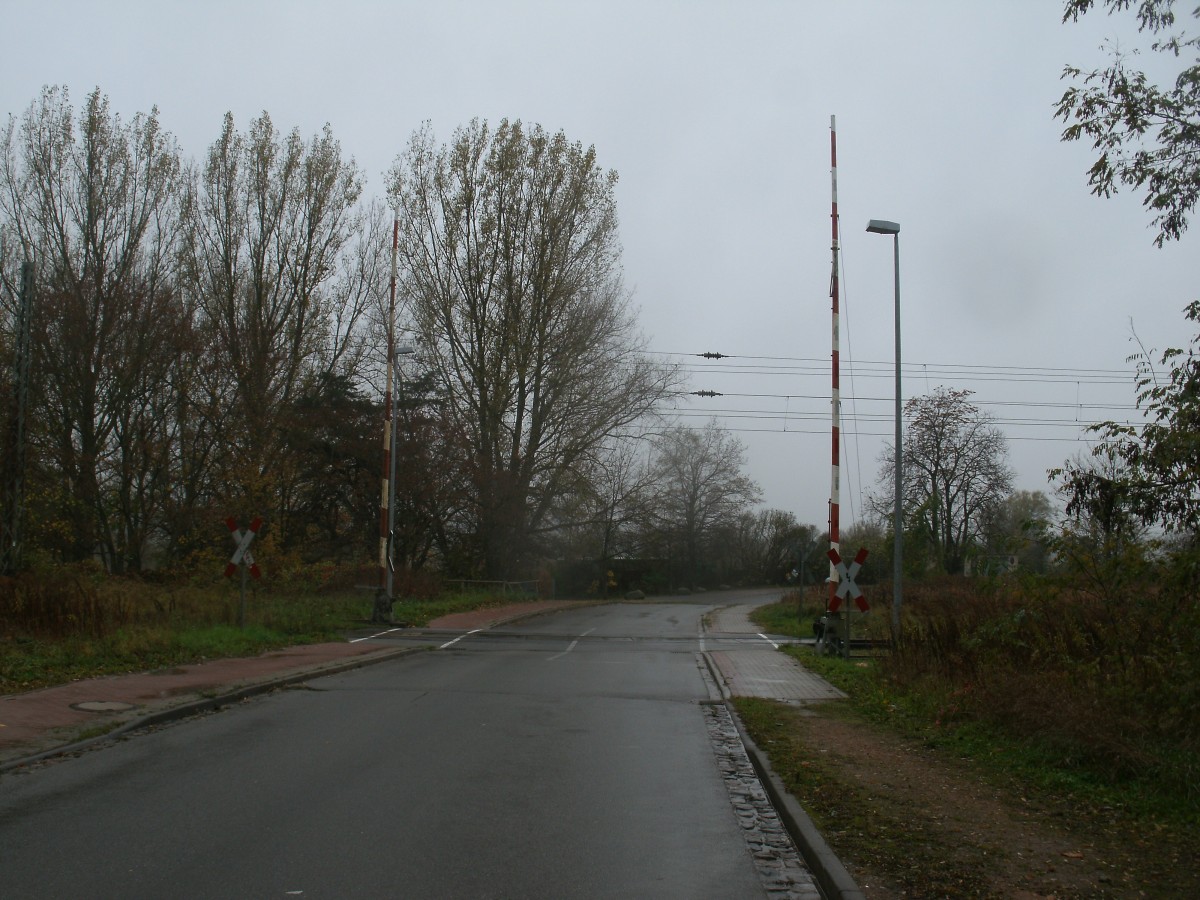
[747,574,1200,897]
[753,577,1199,819]
[0,563,520,692]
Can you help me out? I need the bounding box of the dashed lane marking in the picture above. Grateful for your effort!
[438,628,482,650]
[349,627,401,643]
[547,628,595,661]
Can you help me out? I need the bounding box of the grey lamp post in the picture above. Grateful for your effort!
[387,344,417,602]
[866,219,903,634]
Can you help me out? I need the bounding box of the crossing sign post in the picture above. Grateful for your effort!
[827,547,869,660]
[827,547,869,613]
[224,516,263,626]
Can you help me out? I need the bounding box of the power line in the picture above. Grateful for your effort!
[674,365,1128,386]
[677,389,1138,412]
[656,349,1131,377]
[671,407,1141,431]
[666,420,1125,444]
[661,351,1134,386]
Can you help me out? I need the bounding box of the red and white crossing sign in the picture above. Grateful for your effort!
[827,547,869,613]
[224,516,263,580]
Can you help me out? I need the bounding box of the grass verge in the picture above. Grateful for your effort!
[789,645,1199,824]
[0,580,535,693]
[749,591,825,639]
[734,644,1199,897]
[733,695,995,897]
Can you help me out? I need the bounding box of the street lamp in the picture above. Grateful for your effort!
[866,219,903,634]
[387,344,417,603]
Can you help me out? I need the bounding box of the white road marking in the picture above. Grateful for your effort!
[547,627,594,661]
[756,632,780,650]
[438,628,482,649]
[349,627,401,643]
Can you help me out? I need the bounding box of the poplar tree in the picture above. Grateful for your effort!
[389,120,676,578]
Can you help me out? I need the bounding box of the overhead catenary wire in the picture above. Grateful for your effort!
[669,340,1145,447]
[661,349,1131,374]
[664,422,1122,443]
[671,410,1146,434]
[681,389,1137,411]
[660,351,1134,385]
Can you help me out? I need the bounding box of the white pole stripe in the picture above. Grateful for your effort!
[828,115,841,599]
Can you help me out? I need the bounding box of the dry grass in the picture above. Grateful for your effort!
[883,576,1200,806]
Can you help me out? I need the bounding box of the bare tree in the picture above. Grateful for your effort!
[980,489,1057,573]
[728,508,816,585]
[874,388,1013,575]
[650,421,761,587]
[543,434,659,594]
[0,86,185,571]
[389,119,677,578]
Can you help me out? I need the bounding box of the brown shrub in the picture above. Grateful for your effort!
[0,573,131,638]
[884,575,1200,796]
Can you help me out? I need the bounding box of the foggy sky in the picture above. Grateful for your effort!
[2,0,1195,532]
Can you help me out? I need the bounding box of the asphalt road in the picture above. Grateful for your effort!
[0,599,801,899]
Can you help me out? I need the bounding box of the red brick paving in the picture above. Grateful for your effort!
[0,641,407,765]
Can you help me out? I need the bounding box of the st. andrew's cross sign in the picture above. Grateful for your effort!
[827,546,869,613]
[224,516,262,580]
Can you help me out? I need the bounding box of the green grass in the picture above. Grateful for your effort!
[781,643,1199,827]
[736,653,1200,896]
[749,595,822,639]
[387,590,536,627]
[733,695,995,897]
[0,623,330,692]
[0,578,532,693]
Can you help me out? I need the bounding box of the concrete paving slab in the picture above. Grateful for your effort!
[705,602,845,703]
[707,649,846,702]
[708,603,764,634]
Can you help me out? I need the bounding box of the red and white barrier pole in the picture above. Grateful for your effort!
[377,218,398,617]
[828,115,841,612]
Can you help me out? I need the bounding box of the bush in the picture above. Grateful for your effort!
[884,574,1200,800]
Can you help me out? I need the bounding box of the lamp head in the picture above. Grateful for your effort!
[866,219,900,235]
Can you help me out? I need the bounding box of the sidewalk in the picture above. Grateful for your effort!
[704,603,865,900]
[0,600,583,771]
[0,641,415,770]
[704,603,846,703]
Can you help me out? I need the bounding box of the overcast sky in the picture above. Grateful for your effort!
[2,0,1195,533]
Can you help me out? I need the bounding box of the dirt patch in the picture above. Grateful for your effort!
[755,702,1195,899]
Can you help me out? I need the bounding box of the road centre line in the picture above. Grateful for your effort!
[349,627,401,643]
[547,627,595,661]
[438,628,482,649]
[756,632,780,650]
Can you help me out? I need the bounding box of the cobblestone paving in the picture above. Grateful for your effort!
[705,703,822,899]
